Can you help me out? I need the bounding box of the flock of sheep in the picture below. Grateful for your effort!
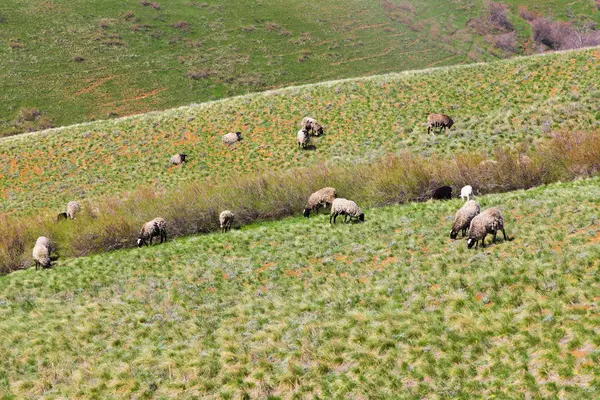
[33,112,502,270]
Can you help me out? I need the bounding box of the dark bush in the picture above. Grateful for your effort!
[486,31,517,53]
[170,21,190,32]
[187,69,210,80]
[486,1,512,31]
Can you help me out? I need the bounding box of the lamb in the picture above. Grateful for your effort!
[450,200,480,239]
[67,201,80,219]
[330,198,364,224]
[301,117,324,136]
[222,131,243,145]
[303,187,337,218]
[460,185,473,202]
[466,207,507,249]
[137,217,167,247]
[32,236,52,270]
[219,210,235,232]
[432,186,452,200]
[297,129,310,149]
[56,212,68,223]
[169,153,187,165]
[427,113,454,135]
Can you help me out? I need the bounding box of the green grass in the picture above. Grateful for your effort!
[1,47,599,215]
[1,176,599,398]
[0,0,599,136]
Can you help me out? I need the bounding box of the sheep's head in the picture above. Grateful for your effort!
[450,229,458,240]
[467,238,476,249]
[447,119,454,129]
[180,153,187,162]
[303,208,310,218]
[358,213,365,222]
[235,132,242,140]
[137,237,144,247]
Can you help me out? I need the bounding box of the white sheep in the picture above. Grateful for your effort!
[219,210,235,232]
[467,207,507,249]
[222,131,242,145]
[170,153,187,165]
[330,198,364,224]
[32,236,52,270]
[67,201,80,219]
[303,187,336,218]
[450,200,480,239]
[301,117,324,136]
[137,217,167,247]
[460,185,473,202]
[297,129,310,149]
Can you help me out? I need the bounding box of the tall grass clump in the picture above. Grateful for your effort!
[1,130,600,273]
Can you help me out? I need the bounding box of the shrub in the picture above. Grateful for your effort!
[170,21,190,32]
[8,39,24,49]
[518,6,538,22]
[187,69,210,80]
[485,31,517,53]
[122,11,136,21]
[486,1,512,31]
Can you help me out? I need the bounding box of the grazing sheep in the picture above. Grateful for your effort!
[460,185,473,202]
[170,153,187,165]
[137,217,167,247]
[303,187,337,218]
[222,131,243,145]
[301,117,324,136]
[297,129,310,149]
[219,210,235,232]
[467,207,507,249]
[450,200,480,239]
[67,201,80,219]
[330,198,364,224]
[432,186,452,200]
[427,113,454,135]
[32,236,52,270]
[56,212,68,223]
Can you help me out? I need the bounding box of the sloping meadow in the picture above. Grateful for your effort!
[1,176,600,398]
[1,47,600,216]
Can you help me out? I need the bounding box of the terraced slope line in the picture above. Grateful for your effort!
[0,177,599,397]
[1,47,600,215]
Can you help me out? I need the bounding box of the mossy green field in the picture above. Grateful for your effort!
[1,177,600,398]
[1,0,599,135]
[2,47,600,215]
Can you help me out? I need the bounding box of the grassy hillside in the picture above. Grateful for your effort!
[1,177,599,398]
[1,0,599,136]
[1,47,599,215]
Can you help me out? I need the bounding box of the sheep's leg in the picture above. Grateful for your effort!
[481,234,487,248]
[502,229,507,241]
[35,260,39,271]
[493,231,497,243]
[428,125,432,135]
